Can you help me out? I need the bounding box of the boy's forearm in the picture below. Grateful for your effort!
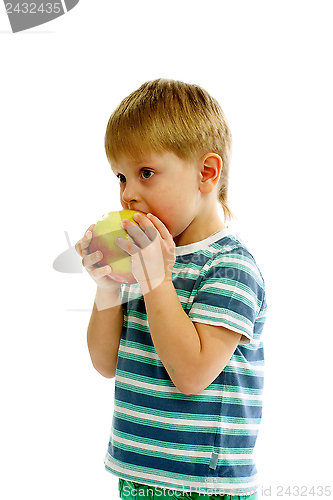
[143,280,202,393]
[87,287,123,378]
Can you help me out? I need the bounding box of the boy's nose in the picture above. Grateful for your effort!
[122,183,140,205]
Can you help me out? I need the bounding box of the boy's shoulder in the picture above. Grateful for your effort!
[176,228,252,261]
[209,232,258,265]
[175,229,265,288]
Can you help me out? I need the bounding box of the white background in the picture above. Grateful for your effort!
[1,1,332,499]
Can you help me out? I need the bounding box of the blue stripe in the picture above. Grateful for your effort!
[109,444,257,479]
[114,387,263,421]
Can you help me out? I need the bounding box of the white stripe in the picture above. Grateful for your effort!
[124,315,148,328]
[111,430,209,458]
[190,307,251,331]
[214,255,263,282]
[114,403,261,429]
[119,344,160,361]
[104,454,258,491]
[116,375,262,401]
[122,303,262,352]
[173,266,201,278]
[199,281,259,313]
[118,344,264,375]
[116,375,181,394]
[116,374,263,400]
[228,359,265,373]
[111,430,254,460]
[203,389,263,400]
[119,340,264,373]
[246,336,261,346]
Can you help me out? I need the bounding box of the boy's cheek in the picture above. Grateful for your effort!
[152,204,176,230]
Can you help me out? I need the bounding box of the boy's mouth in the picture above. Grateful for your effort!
[129,207,147,215]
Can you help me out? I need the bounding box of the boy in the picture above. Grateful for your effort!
[75,79,267,500]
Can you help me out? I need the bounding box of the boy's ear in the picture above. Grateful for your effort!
[199,153,222,194]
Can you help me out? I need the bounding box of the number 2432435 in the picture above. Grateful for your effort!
[5,3,62,14]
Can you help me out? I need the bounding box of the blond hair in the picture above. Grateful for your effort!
[105,78,234,221]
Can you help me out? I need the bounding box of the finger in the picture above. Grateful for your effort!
[75,234,90,257]
[90,264,113,281]
[82,250,103,271]
[115,236,137,255]
[121,219,151,248]
[75,224,95,257]
[133,213,159,242]
[146,213,172,240]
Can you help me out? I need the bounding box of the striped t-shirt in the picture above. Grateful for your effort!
[104,228,267,496]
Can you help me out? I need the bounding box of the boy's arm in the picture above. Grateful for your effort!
[117,213,241,394]
[75,225,124,379]
[87,286,123,379]
[144,280,241,394]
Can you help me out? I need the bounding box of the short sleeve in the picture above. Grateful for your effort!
[188,250,265,344]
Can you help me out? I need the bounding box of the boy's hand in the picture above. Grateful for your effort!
[75,225,121,292]
[115,213,176,294]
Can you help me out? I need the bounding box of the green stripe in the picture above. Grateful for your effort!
[210,382,262,396]
[120,339,156,353]
[212,260,263,288]
[113,428,214,451]
[189,310,252,337]
[116,369,173,387]
[105,454,256,487]
[114,409,258,435]
[113,428,254,455]
[113,439,209,464]
[118,349,163,367]
[116,379,262,404]
[197,286,257,312]
[111,438,253,466]
[115,399,261,424]
[223,366,263,379]
[123,319,150,333]
[116,369,262,402]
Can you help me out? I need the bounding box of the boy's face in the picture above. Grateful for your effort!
[110,151,203,240]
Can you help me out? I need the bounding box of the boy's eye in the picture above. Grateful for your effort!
[141,169,154,180]
[116,173,126,183]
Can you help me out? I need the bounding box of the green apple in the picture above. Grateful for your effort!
[89,209,146,284]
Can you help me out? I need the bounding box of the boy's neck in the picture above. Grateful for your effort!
[173,207,226,247]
